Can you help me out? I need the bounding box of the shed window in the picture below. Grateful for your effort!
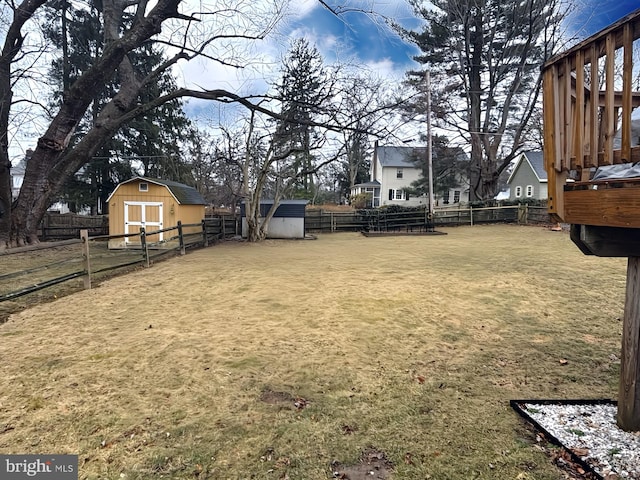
[454,190,460,203]
[526,185,534,197]
[515,186,522,198]
[397,168,404,179]
[139,183,149,192]
[395,189,405,200]
[443,191,450,204]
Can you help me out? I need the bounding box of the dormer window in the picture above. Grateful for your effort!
[139,182,149,192]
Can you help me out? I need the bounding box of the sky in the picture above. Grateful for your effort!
[568,0,640,37]
[8,0,640,164]
[179,0,640,123]
[176,0,423,124]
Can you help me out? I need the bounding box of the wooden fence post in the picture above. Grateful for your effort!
[617,256,640,431]
[202,219,209,247]
[42,213,49,241]
[222,215,226,237]
[80,229,91,290]
[470,206,474,227]
[177,221,185,255]
[140,227,150,267]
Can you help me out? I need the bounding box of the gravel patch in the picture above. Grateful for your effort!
[518,402,640,479]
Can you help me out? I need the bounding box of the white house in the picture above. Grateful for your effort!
[11,148,81,214]
[351,145,469,208]
[507,151,547,201]
[10,149,30,201]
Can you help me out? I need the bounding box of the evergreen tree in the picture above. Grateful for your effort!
[273,38,327,199]
[43,0,194,213]
[407,135,468,200]
[401,0,564,200]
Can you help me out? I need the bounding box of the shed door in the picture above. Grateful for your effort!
[124,201,163,244]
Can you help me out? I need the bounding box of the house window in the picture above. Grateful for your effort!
[526,185,534,197]
[453,190,460,203]
[397,168,403,179]
[388,189,405,201]
[443,191,450,204]
[139,183,149,192]
[515,186,522,198]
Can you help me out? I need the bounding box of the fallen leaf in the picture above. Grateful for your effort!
[404,452,414,465]
[416,375,426,384]
[275,456,290,469]
[559,359,568,365]
[572,448,589,457]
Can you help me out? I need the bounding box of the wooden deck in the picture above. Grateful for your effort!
[543,9,640,226]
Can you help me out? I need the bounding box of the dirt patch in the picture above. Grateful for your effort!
[260,388,309,410]
[260,388,295,405]
[331,448,393,479]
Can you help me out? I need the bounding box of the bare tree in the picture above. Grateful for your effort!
[0,0,285,248]
[0,0,414,248]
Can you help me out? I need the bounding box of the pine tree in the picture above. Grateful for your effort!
[43,0,194,213]
[407,135,468,200]
[402,0,564,200]
[273,38,327,199]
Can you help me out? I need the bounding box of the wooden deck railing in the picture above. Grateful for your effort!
[543,9,640,224]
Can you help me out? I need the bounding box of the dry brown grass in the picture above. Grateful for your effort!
[0,225,627,479]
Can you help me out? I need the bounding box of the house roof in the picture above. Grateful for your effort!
[507,151,547,184]
[352,180,381,188]
[107,177,207,205]
[377,146,427,168]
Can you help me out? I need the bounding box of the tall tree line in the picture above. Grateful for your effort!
[401,0,566,200]
[43,0,195,214]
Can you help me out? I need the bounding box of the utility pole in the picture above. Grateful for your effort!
[425,70,434,220]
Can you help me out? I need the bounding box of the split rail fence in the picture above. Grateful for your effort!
[304,204,551,233]
[2,206,548,305]
[0,216,236,303]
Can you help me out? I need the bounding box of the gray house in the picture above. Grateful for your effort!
[507,151,547,201]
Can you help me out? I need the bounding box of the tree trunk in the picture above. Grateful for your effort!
[0,0,181,248]
[468,3,484,202]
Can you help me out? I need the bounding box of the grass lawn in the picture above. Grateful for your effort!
[0,225,627,479]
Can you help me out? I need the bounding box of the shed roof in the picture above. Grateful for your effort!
[507,151,547,184]
[377,146,426,168]
[240,199,308,218]
[107,177,207,205]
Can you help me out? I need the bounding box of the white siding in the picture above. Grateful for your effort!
[380,166,423,206]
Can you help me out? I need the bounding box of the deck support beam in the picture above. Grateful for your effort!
[618,256,640,431]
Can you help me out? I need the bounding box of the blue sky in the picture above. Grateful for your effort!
[283,0,640,72]
[568,0,640,37]
[181,0,640,128]
[283,2,421,70]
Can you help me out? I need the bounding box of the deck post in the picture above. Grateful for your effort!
[617,256,640,431]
